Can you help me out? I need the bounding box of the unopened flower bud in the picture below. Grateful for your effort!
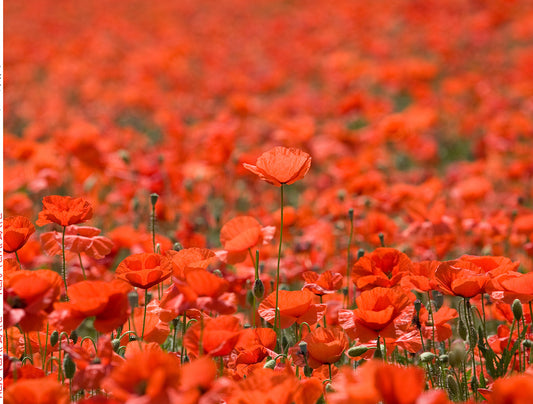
[449,341,467,368]
[213,269,223,278]
[378,233,385,247]
[50,330,59,347]
[128,291,139,309]
[512,299,523,321]
[112,339,121,352]
[63,354,76,379]
[264,359,276,369]
[447,375,459,398]
[325,383,335,393]
[69,330,78,344]
[357,249,364,260]
[173,242,183,251]
[253,279,265,299]
[299,341,308,355]
[523,339,533,348]
[420,352,436,363]
[348,208,354,220]
[347,346,370,358]
[414,299,422,314]
[439,354,449,363]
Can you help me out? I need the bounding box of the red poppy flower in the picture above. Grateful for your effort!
[434,260,489,298]
[352,248,412,291]
[302,270,343,296]
[5,377,69,404]
[339,287,412,342]
[258,290,326,329]
[232,328,278,372]
[243,146,312,186]
[4,216,35,253]
[121,302,170,345]
[5,269,62,331]
[298,326,348,369]
[116,253,173,289]
[41,225,113,259]
[51,280,131,333]
[165,248,218,279]
[102,348,181,404]
[400,260,439,292]
[184,315,241,358]
[488,272,533,303]
[36,195,93,227]
[487,374,533,404]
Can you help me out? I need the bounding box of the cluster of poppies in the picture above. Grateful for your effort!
[5,0,533,403]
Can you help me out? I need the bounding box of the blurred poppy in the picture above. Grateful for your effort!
[102,348,181,404]
[219,216,275,263]
[116,253,172,289]
[4,216,35,253]
[488,272,533,303]
[243,146,311,186]
[258,290,326,329]
[487,374,533,404]
[4,269,62,331]
[400,260,439,293]
[5,377,69,404]
[36,195,93,227]
[302,270,343,296]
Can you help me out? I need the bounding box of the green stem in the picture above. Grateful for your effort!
[141,289,148,343]
[61,226,68,300]
[274,184,284,343]
[320,295,327,328]
[345,209,354,309]
[15,251,21,265]
[181,310,187,364]
[78,253,87,280]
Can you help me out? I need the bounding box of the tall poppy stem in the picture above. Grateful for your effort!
[15,251,21,265]
[78,253,87,280]
[141,289,148,343]
[61,225,69,300]
[274,184,284,339]
[181,310,187,364]
[345,209,354,309]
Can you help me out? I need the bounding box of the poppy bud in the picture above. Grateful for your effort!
[420,352,436,363]
[253,279,265,299]
[523,339,533,348]
[304,365,313,377]
[414,299,422,314]
[432,291,443,310]
[129,335,137,342]
[63,354,76,379]
[69,330,78,344]
[50,330,59,347]
[173,242,183,251]
[357,249,365,260]
[264,359,276,369]
[150,193,159,207]
[469,327,478,348]
[347,346,370,358]
[112,339,120,352]
[118,149,130,164]
[337,189,346,202]
[213,269,223,278]
[325,383,335,393]
[512,299,523,321]
[458,319,468,340]
[447,375,459,399]
[348,208,354,220]
[128,291,139,309]
[378,233,385,247]
[439,354,449,363]
[183,354,190,363]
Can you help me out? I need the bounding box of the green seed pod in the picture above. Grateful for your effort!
[420,352,436,363]
[112,339,121,352]
[50,330,59,347]
[253,279,265,299]
[69,330,78,344]
[264,359,276,369]
[150,193,159,207]
[458,318,468,341]
[63,354,76,379]
[512,299,523,321]
[447,374,459,399]
[348,208,354,220]
[347,346,370,358]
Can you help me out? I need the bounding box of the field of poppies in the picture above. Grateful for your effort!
[4,0,533,403]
